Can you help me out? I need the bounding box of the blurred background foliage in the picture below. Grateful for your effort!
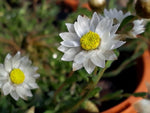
[0,0,149,113]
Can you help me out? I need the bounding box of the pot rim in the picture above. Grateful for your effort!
[102,50,150,113]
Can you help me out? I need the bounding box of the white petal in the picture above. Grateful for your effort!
[0,77,8,80]
[73,62,83,71]
[74,51,87,64]
[10,90,19,101]
[2,82,12,95]
[95,18,113,37]
[4,53,12,72]
[26,89,33,97]
[103,8,131,23]
[131,19,145,37]
[28,82,39,89]
[102,18,113,32]
[74,15,90,37]
[24,75,35,83]
[61,40,80,47]
[111,24,120,34]
[65,23,75,33]
[26,69,39,79]
[58,45,69,53]
[22,83,30,89]
[134,99,150,113]
[59,32,79,41]
[91,53,105,68]
[95,19,106,35]
[33,74,40,78]
[12,52,21,68]
[103,51,117,60]
[0,82,4,88]
[96,51,106,60]
[110,41,126,50]
[100,32,110,43]
[19,56,32,69]
[99,33,112,51]
[83,59,96,74]
[33,67,38,71]
[16,86,26,100]
[90,12,100,32]
[61,48,80,61]
[0,64,8,77]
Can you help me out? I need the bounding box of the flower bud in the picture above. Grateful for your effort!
[84,100,99,112]
[88,0,106,13]
[135,0,150,18]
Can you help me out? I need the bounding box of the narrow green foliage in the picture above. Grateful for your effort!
[118,15,136,34]
[87,87,102,99]
[100,90,124,102]
[132,92,147,98]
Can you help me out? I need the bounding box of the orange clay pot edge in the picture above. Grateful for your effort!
[102,50,150,113]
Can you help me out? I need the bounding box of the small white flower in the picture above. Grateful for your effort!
[134,83,150,113]
[100,8,131,24]
[129,19,145,38]
[134,99,150,113]
[52,53,58,59]
[58,12,125,74]
[0,52,40,100]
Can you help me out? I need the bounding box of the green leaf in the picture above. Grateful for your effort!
[105,60,113,68]
[119,15,136,30]
[44,110,55,113]
[56,97,82,113]
[65,75,78,85]
[87,87,102,99]
[132,92,147,97]
[100,90,124,101]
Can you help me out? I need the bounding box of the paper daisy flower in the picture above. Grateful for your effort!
[100,8,131,24]
[134,83,150,113]
[129,19,145,38]
[0,52,40,100]
[58,12,125,74]
[134,99,150,113]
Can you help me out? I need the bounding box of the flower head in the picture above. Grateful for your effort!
[58,12,125,74]
[134,82,150,113]
[134,99,150,113]
[100,8,131,24]
[129,19,145,38]
[0,52,40,100]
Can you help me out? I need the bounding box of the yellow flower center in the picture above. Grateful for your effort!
[10,69,25,85]
[80,31,101,50]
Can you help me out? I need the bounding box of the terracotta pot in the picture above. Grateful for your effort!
[81,3,91,11]
[56,0,79,11]
[102,50,150,113]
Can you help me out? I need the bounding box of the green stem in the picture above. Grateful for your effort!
[63,66,107,113]
[94,67,107,85]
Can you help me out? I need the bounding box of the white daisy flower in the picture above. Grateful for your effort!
[0,52,40,100]
[129,19,145,38]
[134,83,150,113]
[100,8,131,24]
[58,12,125,74]
[134,99,150,113]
